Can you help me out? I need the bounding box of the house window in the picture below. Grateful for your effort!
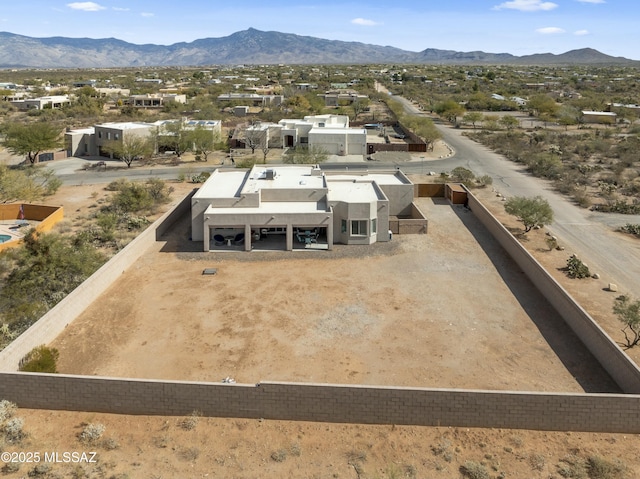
[341,219,347,233]
[351,220,367,236]
[372,218,377,234]
[300,137,308,144]
[98,131,102,139]
[115,133,119,140]
[107,132,111,140]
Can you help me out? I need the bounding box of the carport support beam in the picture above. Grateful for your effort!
[203,218,210,252]
[286,224,293,251]
[244,224,252,251]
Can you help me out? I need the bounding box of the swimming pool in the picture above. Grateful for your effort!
[0,234,12,243]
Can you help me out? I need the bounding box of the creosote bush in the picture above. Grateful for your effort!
[78,423,106,445]
[19,345,59,373]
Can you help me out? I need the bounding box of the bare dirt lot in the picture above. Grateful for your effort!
[3,180,640,479]
[52,196,616,393]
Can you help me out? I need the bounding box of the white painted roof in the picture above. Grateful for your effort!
[241,166,324,194]
[193,170,248,199]
[328,180,381,203]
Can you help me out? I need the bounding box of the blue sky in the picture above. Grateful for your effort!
[1,0,637,60]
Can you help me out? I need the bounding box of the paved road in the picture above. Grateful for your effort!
[391,95,640,295]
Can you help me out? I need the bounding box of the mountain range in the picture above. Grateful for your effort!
[0,28,636,68]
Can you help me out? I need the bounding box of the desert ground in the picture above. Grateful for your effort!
[2,165,640,478]
[51,194,616,393]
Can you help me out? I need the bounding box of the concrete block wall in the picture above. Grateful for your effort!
[1,374,639,433]
[0,191,195,371]
[466,190,640,393]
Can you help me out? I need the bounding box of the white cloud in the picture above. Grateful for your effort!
[574,29,590,35]
[351,18,380,26]
[577,0,605,3]
[536,26,566,34]
[141,12,154,17]
[66,2,106,11]
[493,0,558,11]
[113,7,130,12]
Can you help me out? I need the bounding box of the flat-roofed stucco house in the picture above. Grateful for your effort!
[278,114,366,156]
[581,110,617,124]
[65,119,221,157]
[191,164,417,252]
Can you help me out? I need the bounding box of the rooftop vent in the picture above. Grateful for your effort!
[265,169,277,180]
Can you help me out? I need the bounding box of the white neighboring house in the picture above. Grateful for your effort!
[581,111,617,124]
[191,164,417,251]
[10,95,71,110]
[128,93,187,108]
[278,114,366,156]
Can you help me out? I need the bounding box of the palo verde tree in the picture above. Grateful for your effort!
[613,295,640,349]
[504,195,554,233]
[156,120,192,158]
[0,122,63,164]
[283,145,328,164]
[0,165,61,203]
[101,135,153,168]
[188,125,221,162]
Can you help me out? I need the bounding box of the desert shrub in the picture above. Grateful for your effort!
[460,461,490,479]
[3,416,25,443]
[566,255,591,279]
[28,463,51,477]
[106,178,173,214]
[0,400,17,423]
[529,453,546,471]
[179,410,201,431]
[587,456,627,479]
[450,167,476,186]
[476,175,493,187]
[1,462,20,473]
[597,200,640,214]
[558,454,588,478]
[78,423,106,445]
[0,230,105,344]
[178,447,200,461]
[19,346,59,373]
[620,223,640,237]
[270,449,288,462]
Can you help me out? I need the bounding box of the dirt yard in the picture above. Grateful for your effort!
[51,194,615,393]
[2,178,640,478]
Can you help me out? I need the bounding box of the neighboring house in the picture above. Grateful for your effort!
[10,95,70,110]
[320,90,368,107]
[231,122,283,150]
[65,119,222,158]
[278,114,366,156]
[191,164,417,251]
[233,106,250,117]
[217,93,283,107]
[72,80,97,88]
[581,111,617,124]
[65,126,97,157]
[128,93,186,108]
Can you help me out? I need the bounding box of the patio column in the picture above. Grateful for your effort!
[286,224,293,251]
[244,224,252,252]
[327,218,333,250]
[203,218,210,252]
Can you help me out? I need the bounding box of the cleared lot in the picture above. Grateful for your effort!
[52,197,617,392]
